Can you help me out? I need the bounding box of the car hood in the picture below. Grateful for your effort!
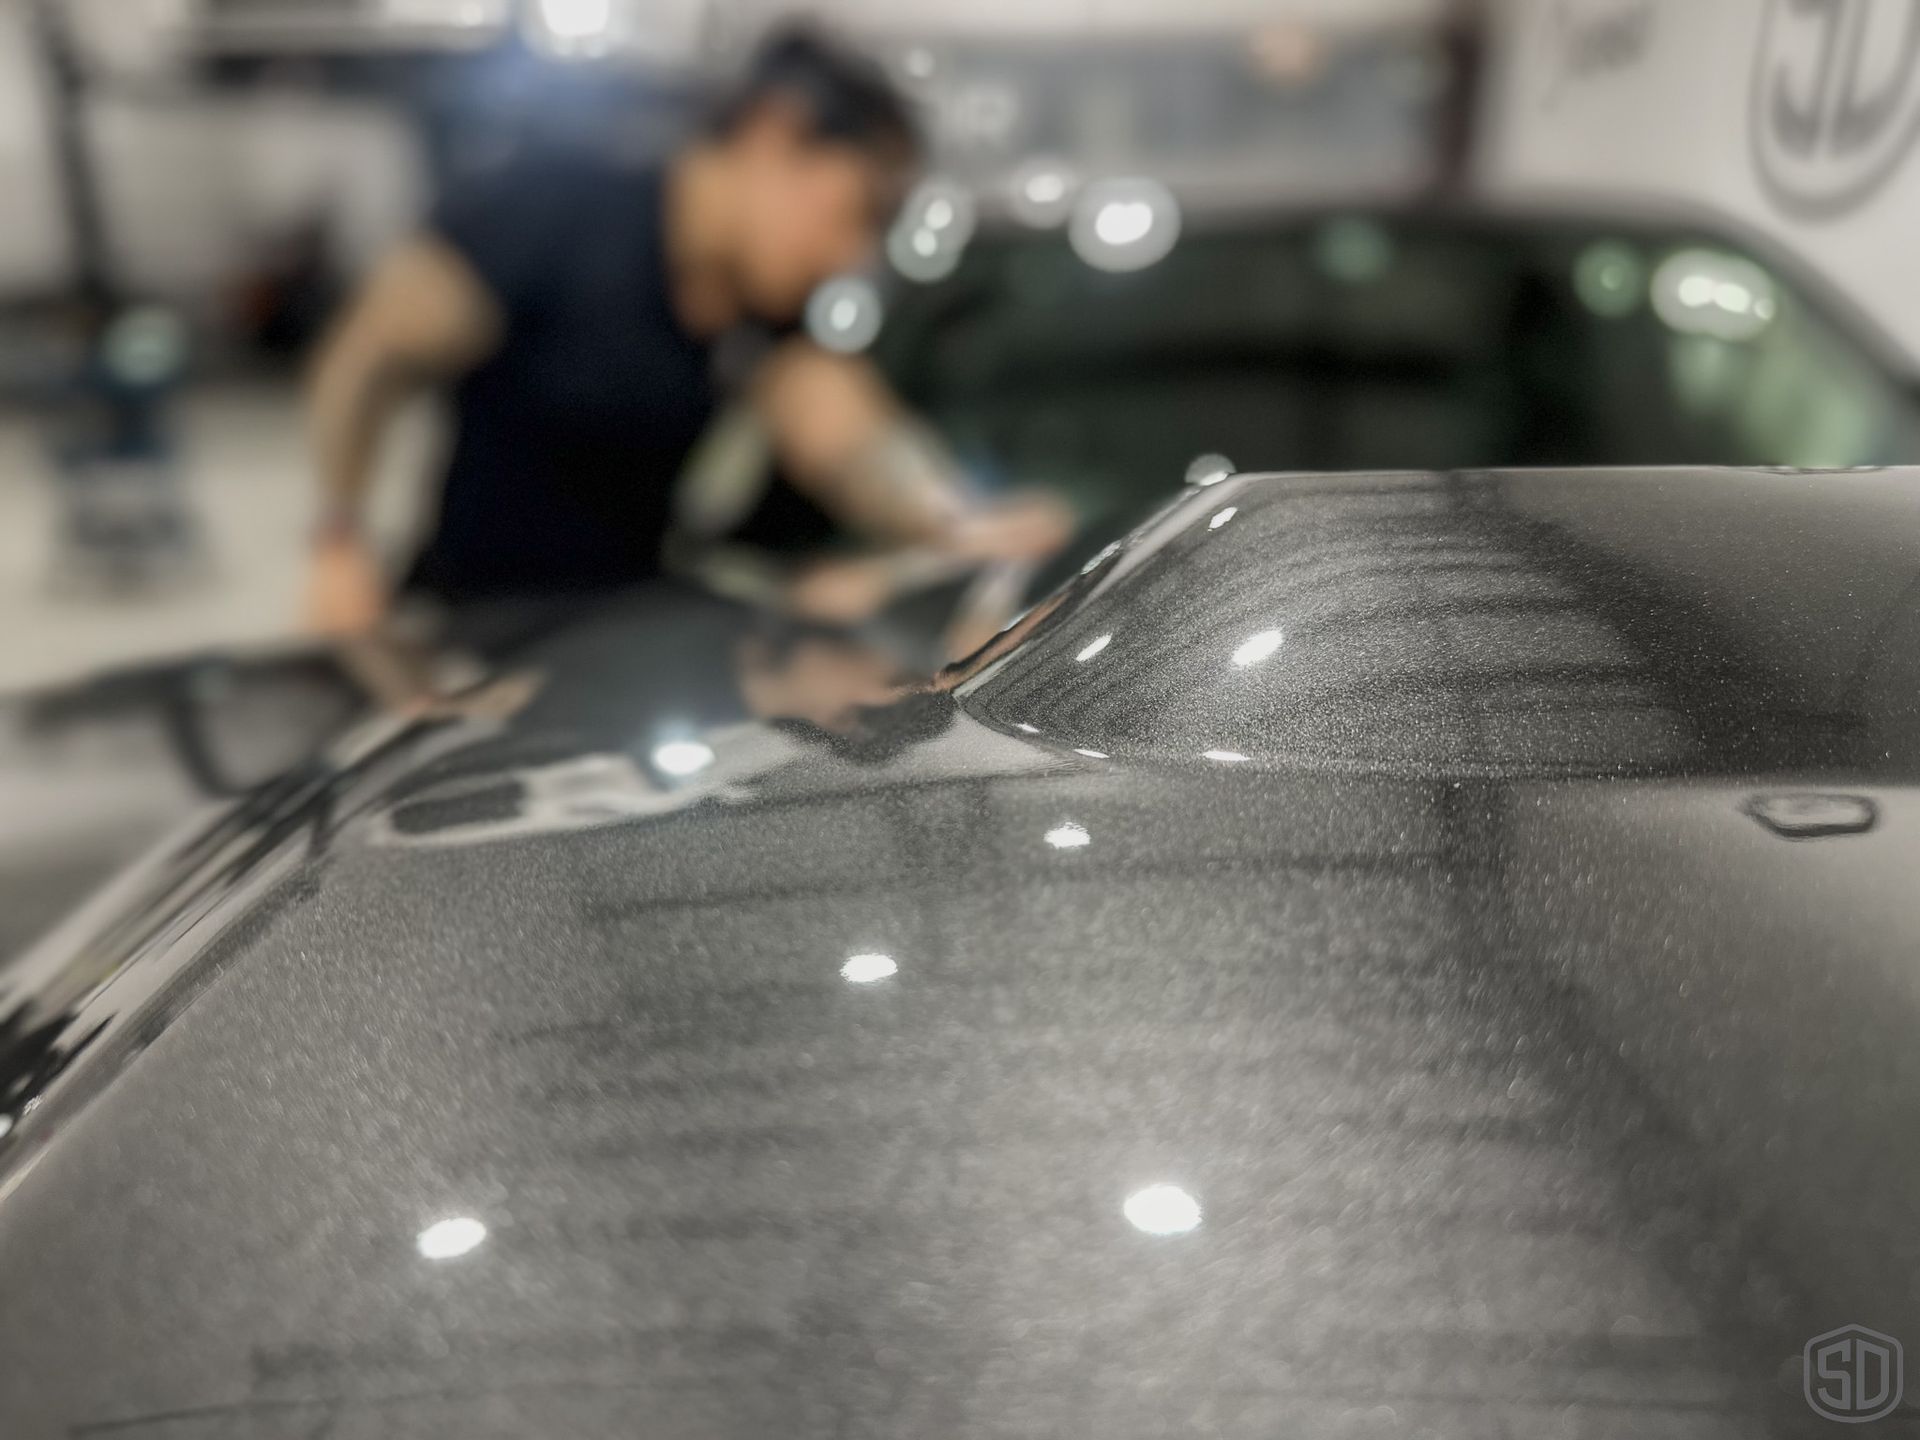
[1,467,1917,1437]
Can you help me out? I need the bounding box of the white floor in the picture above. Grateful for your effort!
[0,383,438,694]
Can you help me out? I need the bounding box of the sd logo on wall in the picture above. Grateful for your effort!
[1752,0,1920,218]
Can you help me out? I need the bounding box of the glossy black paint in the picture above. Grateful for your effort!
[1,467,1917,1437]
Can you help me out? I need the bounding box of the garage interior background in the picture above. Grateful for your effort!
[0,0,1914,689]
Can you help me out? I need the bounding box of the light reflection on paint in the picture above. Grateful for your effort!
[841,953,898,983]
[1185,454,1234,487]
[1124,1184,1202,1235]
[417,1216,488,1260]
[1231,629,1284,668]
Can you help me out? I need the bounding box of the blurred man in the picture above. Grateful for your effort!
[306,27,1067,634]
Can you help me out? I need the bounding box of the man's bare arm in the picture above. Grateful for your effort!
[753,342,960,544]
[304,236,502,632]
[755,340,1072,560]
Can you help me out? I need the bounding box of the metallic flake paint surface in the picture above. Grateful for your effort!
[1,468,1917,1437]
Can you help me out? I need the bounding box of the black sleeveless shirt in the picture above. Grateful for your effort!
[408,154,716,602]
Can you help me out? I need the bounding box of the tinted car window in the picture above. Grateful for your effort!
[871,216,1920,536]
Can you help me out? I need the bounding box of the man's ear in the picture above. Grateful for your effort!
[729,93,815,158]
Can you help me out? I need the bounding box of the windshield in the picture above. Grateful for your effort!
[872,214,1920,535]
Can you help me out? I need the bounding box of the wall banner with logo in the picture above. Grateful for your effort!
[1477,0,1920,374]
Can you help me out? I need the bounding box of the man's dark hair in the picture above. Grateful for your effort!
[709,24,922,165]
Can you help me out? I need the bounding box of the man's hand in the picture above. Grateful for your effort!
[782,491,1074,627]
[305,531,389,636]
[945,492,1075,564]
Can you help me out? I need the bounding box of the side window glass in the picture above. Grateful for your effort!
[1649,245,1920,467]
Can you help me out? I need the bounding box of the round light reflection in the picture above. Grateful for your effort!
[841,953,897,983]
[417,1216,488,1260]
[1124,1184,1202,1235]
[805,275,883,355]
[1096,204,1153,247]
[1573,240,1643,318]
[1008,157,1077,228]
[1045,822,1091,849]
[653,740,715,777]
[889,223,961,283]
[1070,178,1180,274]
[1185,453,1234,487]
[1652,249,1777,341]
[888,179,974,284]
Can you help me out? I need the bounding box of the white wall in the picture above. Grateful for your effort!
[0,0,424,304]
[89,93,425,300]
[1476,0,1920,373]
[0,0,70,295]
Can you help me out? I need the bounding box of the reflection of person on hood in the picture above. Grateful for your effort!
[363,605,937,847]
[734,631,905,731]
[305,26,1067,634]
